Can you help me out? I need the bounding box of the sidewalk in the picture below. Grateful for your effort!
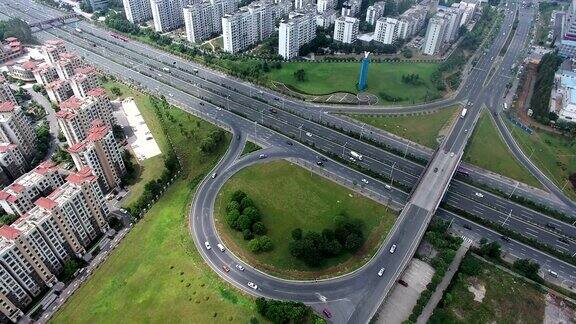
[416,240,472,324]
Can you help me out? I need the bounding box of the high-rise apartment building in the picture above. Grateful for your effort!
[333,16,358,44]
[123,0,153,23]
[32,63,58,86]
[183,0,237,43]
[46,79,73,104]
[316,0,334,13]
[70,66,101,99]
[0,102,36,160]
[42,40,66,65]
[316,9,336,28]
[56,88,114,146]
[55,52,85,80]
[374,17,398,44]
[423,15,447,55]
[278,12,316,59]
[366,1,385,25]
[222,1,277,53]
[0,143,26,182]
[150,0,187,32]
[0,77,15,105]
[68,120,126,192]
[340,0,360,17]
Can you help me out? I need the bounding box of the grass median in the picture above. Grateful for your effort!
[214,160,397,280]
[53,81,264,323]
[345,105,460,149]
[464,112,541,188]
[267,62,442,105]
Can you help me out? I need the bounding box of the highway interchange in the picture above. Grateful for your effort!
[3,0,576,322]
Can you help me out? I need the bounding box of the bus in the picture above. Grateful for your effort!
[111,33,129,42]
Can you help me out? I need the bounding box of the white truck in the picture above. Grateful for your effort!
[162,67,170,72]
[460,108,468,119]
[350,151,363,161]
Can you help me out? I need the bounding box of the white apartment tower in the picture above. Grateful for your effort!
[278,12,316,59]
[333,16,358,44]
[423,16,447,55]
[222,1,277,54]
[123,0,153,23]
[70,66,101,99]
[42,40,66,65]
[150,0,186,32]
[316,0,334,13]
[366,1,385,25]
[374,17,399,45]
[183,0,237,43]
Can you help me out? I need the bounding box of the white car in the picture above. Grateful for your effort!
[378,267,385,277]
[217,243,225,252]
[211,173,217,179]
[384,184,392,190]
[235,264,245,271]
[247,282,258,290]
[204,241,211,250]
[361,178,369,184]
[475,192,484,198]
[389,244,397,254]
[305,132,313,137]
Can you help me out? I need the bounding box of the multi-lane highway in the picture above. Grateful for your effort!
[4,0,576,322]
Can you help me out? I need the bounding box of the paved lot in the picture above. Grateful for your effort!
[376,259,434,324]
[117,97,161,161]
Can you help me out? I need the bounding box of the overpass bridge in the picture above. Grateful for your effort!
[29,13,80,32]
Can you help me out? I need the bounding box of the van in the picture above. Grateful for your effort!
[217,244,225,252]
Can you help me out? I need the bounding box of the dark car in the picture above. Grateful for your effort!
[269,108,277,114]
[199,102,205,106]
[316,161,324,166]
[398,279,409,287]
[500,235,511,242]
[322,308,332,318]
[286,141,293,146]
[463,224,472,230]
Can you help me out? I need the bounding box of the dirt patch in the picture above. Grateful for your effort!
[467,277,486,302]
[544,293,576,324]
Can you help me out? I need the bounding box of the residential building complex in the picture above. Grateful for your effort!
[373,4,426,45]
[560,0,576,57]
[7,60,37,82]
[0,143,26,183]
[278,12,316,59]
[316,0,334,14]
[123,0,153,23]
[55,52,85,80]
[68,120,126,192]
[0,78,15,105]
[333,16,358,44]
[550,63,576,121]
[70,66,101,99]
[366,1,385,25]
[0,167,110,322]
[46,79,73,104]
[42,39,67,65]
[33,63,58,86]
[341,0,360,17]
[316,9,336,28]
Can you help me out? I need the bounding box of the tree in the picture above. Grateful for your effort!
[240,196,255,210]
[226,200,240,213]
[513,259,542,283]
[243,229,254,240]
[231,190,247,204]
[0,18,33,43]
[480,241,501,260]
[293,68,306,82]
[248,235,273,253]
[242,206,261,223]
[345,232,363,251]
[252,221,267,235]
[225,209,241,228]
[111,86,122,97]
[460,255,482,276]
[291,228,303,240]
[79,0,93,13]
[236,214,252,231]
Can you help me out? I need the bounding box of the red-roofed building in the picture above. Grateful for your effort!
[42,39,66,65]
[0,37,24,63]
[55,52,85,80]
[7,59,38,81]
[56,92,114,145]
[0,162,65,216]
[0,142,26,182]
[69,120,125,192]
[46,79,73,104]
[0,225,20,240]
[0,102,36,159]
[71,66,100,98]
[32,62,58,86]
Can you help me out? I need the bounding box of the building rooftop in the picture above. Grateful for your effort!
[66,167,97,185]
[0,101,14,112]
[0,225,20,240]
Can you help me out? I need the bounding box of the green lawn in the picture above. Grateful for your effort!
[267,62,442,105]
[214,160,397,279]
[430,254,545,323]
[346,106,460,149]
[102,81,167,207]
[505,122,576,200]
[52,84,264,323]
[464,112,541,188]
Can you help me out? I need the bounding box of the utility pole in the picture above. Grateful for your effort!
[509,182,519,198]
[502,209,512,226]
[390,162,396,185]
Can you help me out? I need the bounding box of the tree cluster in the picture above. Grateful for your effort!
[289,215,364,267]
[31,122,51,167]
[401,73,422,85]
[79,0,93,13]
[477,238,502,260]
[225,190,272,253]
[531,52,562,123]
[293,69,306,82]
[200,129,226,154]
[513,259,542,283]
[0,18,33,43]
[255,297,312,323]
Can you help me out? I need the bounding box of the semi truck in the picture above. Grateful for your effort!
[460,108,468,118]
[350,151,363,160]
